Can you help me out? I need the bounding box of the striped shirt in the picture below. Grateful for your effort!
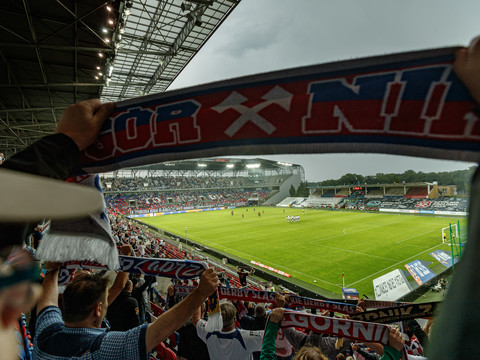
[33,306,149,360]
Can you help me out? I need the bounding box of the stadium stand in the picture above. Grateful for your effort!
[279,194,468,215]
[105,190,271,215]
[301,197,343,208]
[365,187,383,198]
[320,189,336,197]
[102,175,252,192]
[405,187,429,198]
[379,197,468,215]
[348,190,365,198]
[334,189,349,197]
[276,197,303,207]
[384,187,405,197]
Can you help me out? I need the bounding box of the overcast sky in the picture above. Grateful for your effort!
[170,0,480,181]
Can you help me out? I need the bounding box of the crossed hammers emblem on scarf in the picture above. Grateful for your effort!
[212,86,293,137]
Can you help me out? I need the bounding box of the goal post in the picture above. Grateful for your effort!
[442,223,458,245]
[442,221,467,270]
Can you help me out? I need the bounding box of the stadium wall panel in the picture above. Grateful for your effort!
[263,174,301,205]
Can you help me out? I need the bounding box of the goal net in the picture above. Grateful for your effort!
[442,222,467,265]
[442,224,458,245]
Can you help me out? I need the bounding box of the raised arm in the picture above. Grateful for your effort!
[192,304,203,327]
[107,245,132,304]
[145,268,218,352]
[260,308,284,360]
[4,99,113,179]
[37,262,62,314]
[379,328,405,360]
[55,99,115,151]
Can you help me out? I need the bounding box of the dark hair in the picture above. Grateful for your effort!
[63,272,109,323]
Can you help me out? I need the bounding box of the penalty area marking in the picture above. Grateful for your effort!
[395,229,436,244]
[319,245,397,261]
[347,242,446,287]
[342,225,372,234]
[308,221,402,245]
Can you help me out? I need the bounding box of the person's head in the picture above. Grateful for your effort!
[63,272,109,326]
[254,303,266,318]
[0,167,106,359]
[220,301,237,329]
[293,345,328,360]
[125,279,133,292]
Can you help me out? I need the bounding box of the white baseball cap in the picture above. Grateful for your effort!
[0,168,104,222]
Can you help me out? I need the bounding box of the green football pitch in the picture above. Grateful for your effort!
[137,207,466,298]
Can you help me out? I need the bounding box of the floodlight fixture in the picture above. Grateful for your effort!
[246,163,260,169]
[226,164,234,168]
[124,0,133,16]
[198,163,207,167]
[181,2,192,11]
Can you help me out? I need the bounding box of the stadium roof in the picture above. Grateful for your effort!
[130,157,303,172]
[309,182,437,189]
[0,0,239,157]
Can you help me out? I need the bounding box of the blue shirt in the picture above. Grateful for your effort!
[33,306,149,360]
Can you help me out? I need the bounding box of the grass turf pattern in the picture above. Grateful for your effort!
[138,207,465,298]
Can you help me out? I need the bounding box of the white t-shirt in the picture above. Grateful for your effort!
[196,320,263,360]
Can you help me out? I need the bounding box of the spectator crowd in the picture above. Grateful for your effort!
[105,190,270,216]
[1,35,480,360]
